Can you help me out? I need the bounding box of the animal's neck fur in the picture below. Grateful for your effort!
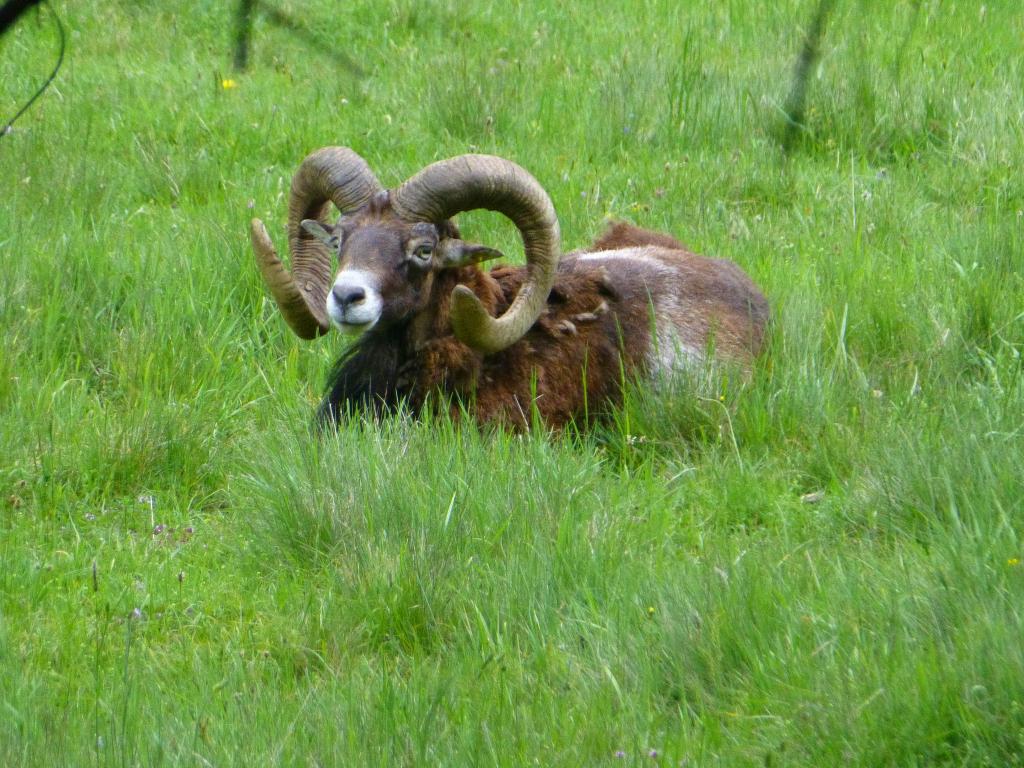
[317,265,506,424]
[410,266,506,341]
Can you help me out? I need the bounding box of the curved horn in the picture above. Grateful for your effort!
[251,147,383,339]
[391,155,560,354]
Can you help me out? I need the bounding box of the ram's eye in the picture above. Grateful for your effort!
[412,244,434,261]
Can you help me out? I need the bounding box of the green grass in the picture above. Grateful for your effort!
[2,0,1023,764]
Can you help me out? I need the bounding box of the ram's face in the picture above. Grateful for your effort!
[301,206,503,336]
[333,220,440,334]
[299,213,439,334]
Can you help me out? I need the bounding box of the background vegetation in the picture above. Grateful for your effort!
[2,0,1022,764]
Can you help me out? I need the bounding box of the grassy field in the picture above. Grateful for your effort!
[2,0,1023,764]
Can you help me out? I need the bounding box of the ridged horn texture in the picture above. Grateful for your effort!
[251,147,382,339]
[391,155,560,355]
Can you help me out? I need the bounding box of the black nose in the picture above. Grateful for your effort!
[332,285,366,307]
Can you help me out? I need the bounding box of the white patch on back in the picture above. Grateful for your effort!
[650,325,703,375]
[574,248,672,268]
[645,290,702,375]
[572,247,705,374]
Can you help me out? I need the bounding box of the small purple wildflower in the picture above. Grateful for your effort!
[614,751,626,759]
[131,607,143,620]
[648,749,659,759]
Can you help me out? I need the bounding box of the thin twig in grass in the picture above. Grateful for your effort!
[782,0,836,153]
[891,0,923,80]
[697,395,744,470]
[231,0,365,77]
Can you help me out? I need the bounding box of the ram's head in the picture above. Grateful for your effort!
[250,148,561,354]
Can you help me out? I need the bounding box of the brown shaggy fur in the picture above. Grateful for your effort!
[321,216,769,429]
[588,221,688,252]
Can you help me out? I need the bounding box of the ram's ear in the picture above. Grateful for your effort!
[436,239,504,268]
[300,219,342,251]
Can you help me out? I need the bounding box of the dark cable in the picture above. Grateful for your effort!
[1,0,65,139]
[0,0,43,33]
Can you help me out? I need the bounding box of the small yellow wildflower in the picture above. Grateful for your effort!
[221,78,238,90]
[1008,558,1020,566]
[646,606,656,617]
